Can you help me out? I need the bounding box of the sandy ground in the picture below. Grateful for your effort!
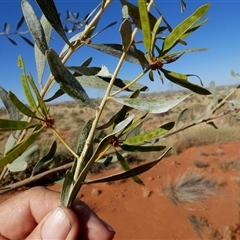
[2,141,240,239]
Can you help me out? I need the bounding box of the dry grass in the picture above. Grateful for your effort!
[188,214,240,240]
[161,170,218,205]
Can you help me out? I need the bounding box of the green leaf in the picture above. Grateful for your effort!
[121,0,158,32]
[0,86,18,120]
[75,119,94,173]
[162,47,208,59]
[113,95,190,113]
[87,43,144,64]
[114,90,141,127]
[44,89,65,102]
[162,4,210,54]
[67,66,101,76]
[91,21,117,40]
[18,55,38,111]
[120,144,166,152]
[175,107,188,128]
[151,16,162,54]
[80,57,93,67]
[121,113,147,136]
[133,46,148,69]
[46,49,93,108]
[4,129,22,155]
[27,74,48,116]
[209,80,218,107]
[35,0,70,45]
[0,127,43,168]
[160,68,211,95]
[123,122,174,145]
[149,70,154,81]
[7,91,39,119]
[31,141,57,176]
[76,75,148,92]
[61,169,74,206]
[0,119,41,131]
[97,90,141,130]
[8,145,38,172]
[21,0,48,54]
[138,0,151,53]
[116,150,144,185]
[120,19,132,52]
[181,18,208,40]
[84,147,171,184]
[35,14,52,87]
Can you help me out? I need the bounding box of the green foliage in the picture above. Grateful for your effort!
[0,0,239,215]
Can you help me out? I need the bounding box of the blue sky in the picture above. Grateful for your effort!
[0,0,240,105]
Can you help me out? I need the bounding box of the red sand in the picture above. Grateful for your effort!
[2,141,240,239]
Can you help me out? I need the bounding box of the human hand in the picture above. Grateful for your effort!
[0,187,115,240]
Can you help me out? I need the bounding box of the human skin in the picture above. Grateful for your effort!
[0,187,115,240]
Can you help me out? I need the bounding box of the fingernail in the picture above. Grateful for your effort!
[41,207,72,240]
[101,219,115,233]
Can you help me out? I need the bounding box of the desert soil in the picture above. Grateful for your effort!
[1,141,240,239]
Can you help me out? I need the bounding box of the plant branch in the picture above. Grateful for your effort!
[51,127,79,159]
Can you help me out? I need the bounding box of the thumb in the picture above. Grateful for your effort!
[26,206,79,240]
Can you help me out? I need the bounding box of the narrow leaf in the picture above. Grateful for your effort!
[16,15,25,31]
[35,0,70,45]
[80,57,92,67]
[121,0,158,32]
[181,0,187,13]
[35,14,53,87]
[20,35,34,47]
[7,91,39,119]
[113,95,190,113]
[124,122,174,145]
[31,141,57,176]
[18,55,38,110]
[46,49,93,108]
[27,74,48,116]
[175,107,188,128]
[4,129,22,155]
[7,37,17,46]
[67,66,101,76]
[44,89,64,102]
[160,68,211,95]
[76,75,148,92]
[138,0,151,53]
[21,0,48,54]
[87,43,143,64]
[162,4,210,54]
[75,119,94,173]
[97,90,140,130]
[0,119,40,131]
[120,144,166,152]
[0,86,18,120]
[8,145,38,172]
[151,16,162,54]
[0,127,43,168]
[119,19,132,52]
[61,169,74,206]
[84,148,171,184]
[116,150,144,185]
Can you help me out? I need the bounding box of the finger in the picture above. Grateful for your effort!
[26,206,79,240]
[72,200,115,240]
[0,186,115,240]
[0,187,60,239]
